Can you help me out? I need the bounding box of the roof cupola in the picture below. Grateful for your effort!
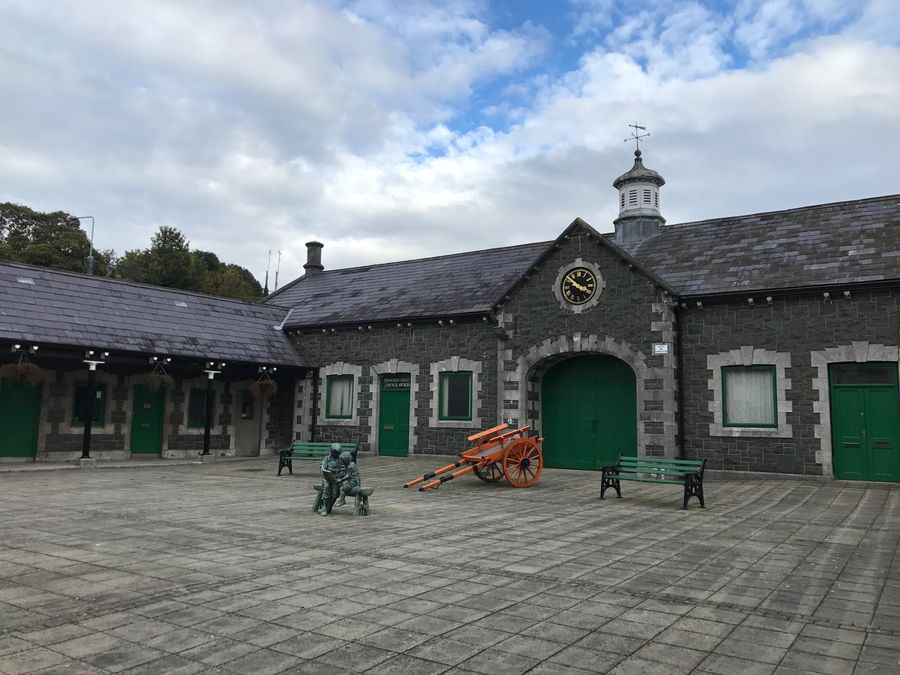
[613,148,666,245]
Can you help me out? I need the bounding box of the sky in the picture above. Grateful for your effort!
[1,0,898,287]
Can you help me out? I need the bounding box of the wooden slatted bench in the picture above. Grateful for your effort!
[600,456,706,509]
[277,441,358,476]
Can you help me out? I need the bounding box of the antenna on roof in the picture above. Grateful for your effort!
[624,123,650,152]
[274,250,282,291]
[263,249,271,295]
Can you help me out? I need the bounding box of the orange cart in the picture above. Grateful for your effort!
[404,423,543,491]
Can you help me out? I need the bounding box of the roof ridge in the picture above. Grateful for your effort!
[669,194,900,229]
[291,240,553,277]
[0,260,278,312]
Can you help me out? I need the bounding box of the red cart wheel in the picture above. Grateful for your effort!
[502,438,543,488]
[473,462,504,483]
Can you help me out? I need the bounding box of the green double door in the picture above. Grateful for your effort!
[130,385,165,454]
[830,363,900,482]
[378,374,410,457]
[542,355,637,469]
[0,382,42,458]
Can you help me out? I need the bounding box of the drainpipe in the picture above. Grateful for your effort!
[309,368,320,442]
[675,303,686,459]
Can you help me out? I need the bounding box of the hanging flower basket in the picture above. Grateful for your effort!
[136,362,175,391]
[0,359,43,386]
[250,376,278,398]
[145,372,175,392]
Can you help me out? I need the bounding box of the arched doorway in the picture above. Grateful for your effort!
[541,355,637,469]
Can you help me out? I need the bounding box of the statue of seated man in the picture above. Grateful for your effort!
[335,451,362,507]
[318,444,345,516]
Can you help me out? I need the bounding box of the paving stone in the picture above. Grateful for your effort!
[83,643,169,673]
[520,620,590,645]
[699,653,777,675]
[357,626,432,653]
[406,637,483,666]
[15,623,91,645]
[219,647,304,674]
[457,648,539,674]
[53,633,129,659]
[370,653,452,674]
[779,649,858,675]
[0,647,69,674]
[609,655,693,674]
[315,641,395,672]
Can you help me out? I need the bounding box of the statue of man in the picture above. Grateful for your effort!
[335,451,362,507]
[318,444,344,516]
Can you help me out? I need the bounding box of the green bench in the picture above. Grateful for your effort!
[277,441,358,476]
[600,455,706,509]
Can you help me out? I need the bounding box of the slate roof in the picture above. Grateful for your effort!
[266,241,552,328]
[0,262,308,367]
[622,195,900,296]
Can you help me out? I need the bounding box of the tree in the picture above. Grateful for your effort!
[0,202,110,275]
[117,225,197,289]
[2,202,264,300]
[207,264,264,301]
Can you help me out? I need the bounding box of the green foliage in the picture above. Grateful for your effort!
[2,202,263,301]
[0,202,110,275]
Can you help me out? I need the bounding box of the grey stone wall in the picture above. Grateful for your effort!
[290,321,497,455]
[680,289,900,475]
[499,227,679,457]
[42,370,129,457]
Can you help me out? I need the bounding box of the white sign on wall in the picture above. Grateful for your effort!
[653,343,670,355]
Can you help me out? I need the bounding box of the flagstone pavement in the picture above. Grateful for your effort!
[1,456,899,674]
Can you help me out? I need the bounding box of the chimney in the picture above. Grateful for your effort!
[304,241,324,274]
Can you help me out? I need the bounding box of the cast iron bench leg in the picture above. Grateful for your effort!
[683,474,705,509]
[600,468,621,500]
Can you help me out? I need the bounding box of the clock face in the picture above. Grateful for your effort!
[561,267,597,305]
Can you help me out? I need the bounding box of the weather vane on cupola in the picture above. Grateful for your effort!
[625,123,650,153]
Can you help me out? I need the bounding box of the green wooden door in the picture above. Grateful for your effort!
[541,355,637,470]
[379,374,410,457]
[0,381,42,458]
[830,364,900,483]
[130,385,164,455]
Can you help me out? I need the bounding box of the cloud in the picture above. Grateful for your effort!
[0,0,898,286]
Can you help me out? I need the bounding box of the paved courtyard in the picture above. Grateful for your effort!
[1,456,899,674]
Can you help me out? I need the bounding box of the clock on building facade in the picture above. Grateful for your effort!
[561,267,597,305]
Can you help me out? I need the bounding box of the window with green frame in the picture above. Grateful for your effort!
[439,371,472,420]
[326,375,354,419]
[187,387,214,428]
[723,365,777,427]
[73,384,107,426]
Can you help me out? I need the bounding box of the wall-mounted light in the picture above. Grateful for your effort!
[843,290,851,299]
[695,301,703,309]
[747,298,754,305]
[766,296,773,304]
[823,292,831,301]
[30,345,39,353]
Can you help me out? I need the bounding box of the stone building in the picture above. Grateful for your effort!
[266,150,900,482]
[2,150,898,483]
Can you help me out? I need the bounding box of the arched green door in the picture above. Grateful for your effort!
[0,381,42,458]
[541,355,637,469]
